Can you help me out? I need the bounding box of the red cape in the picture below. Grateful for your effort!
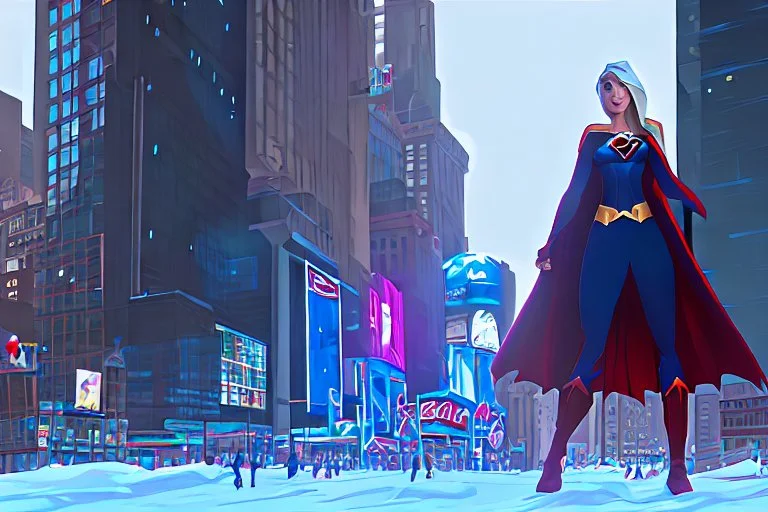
[491,127,767,403]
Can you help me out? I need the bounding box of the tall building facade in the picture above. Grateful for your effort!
[368,0,469,397]
[677,1,768,370]
[0,91,38,209]
[33,0,273,469]
[244,0,372,440]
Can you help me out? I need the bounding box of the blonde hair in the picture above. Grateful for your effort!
[625,100,648,137]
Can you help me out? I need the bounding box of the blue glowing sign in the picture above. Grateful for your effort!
[443,253,502,307]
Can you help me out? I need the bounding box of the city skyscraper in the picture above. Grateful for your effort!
[32,0,272,467]
[677,1,768,370]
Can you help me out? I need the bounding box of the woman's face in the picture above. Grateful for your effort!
[599,73,631,116]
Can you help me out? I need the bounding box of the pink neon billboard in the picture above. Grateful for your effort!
[369,274,405,372]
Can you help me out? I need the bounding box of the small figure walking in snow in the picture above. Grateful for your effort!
[232,451,244,490]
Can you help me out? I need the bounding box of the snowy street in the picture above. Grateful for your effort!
[1,461,767,512]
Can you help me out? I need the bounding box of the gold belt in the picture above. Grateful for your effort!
[594,202,652,226]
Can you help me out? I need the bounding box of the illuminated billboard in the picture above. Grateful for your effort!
[369,273,405,371]
[75,369,102,411]
[305,261,343,417]
[418,392,476,437]
[446,315,468,345]
[470,310,500,352]
[443,253,502,307]
[1,331,37,375]
[218,324,267,409]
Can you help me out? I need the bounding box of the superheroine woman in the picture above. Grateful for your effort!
[491,61,767,495]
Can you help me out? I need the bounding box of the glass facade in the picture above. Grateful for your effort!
[368,110,404,185]
[37,0,109,428]
[218,325,267,410]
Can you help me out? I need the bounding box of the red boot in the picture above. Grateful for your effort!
[663,378,693,495]
[536,377,593,493]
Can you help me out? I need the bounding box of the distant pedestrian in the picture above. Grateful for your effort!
[232,452,244,490]
[287,452,299,479]
[410,453,421,482]
[425,452,434,479]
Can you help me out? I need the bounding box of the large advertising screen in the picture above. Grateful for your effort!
[369,273,405,371]
[75,369,102,411]
[470,310,500,352]
[443,253,502,307]
[305,261,343,417]
[218,324,267,409]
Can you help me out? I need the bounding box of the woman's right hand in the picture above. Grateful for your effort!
[536,258,552,271]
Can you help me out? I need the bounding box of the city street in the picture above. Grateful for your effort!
[1,461,767,512]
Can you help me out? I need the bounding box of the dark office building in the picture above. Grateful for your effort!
[243,0,371,446]
[677,1,768,372]
[33,0,271,469]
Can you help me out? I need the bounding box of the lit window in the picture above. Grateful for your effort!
[71,143,79,163]
[153,144,159,155]
[49,55,58,74]
[220,88,224,96]
[49,32,57,51]
[62,25,73,46]
[71,118,79,139]
[62,49,72,70]
[219,0,224,5]
[71,166,79,189]
[85,85,98,105]
[49,104,59,123]
[73,41,80,63]
[49,8,57,26]
[61,123,71,143]
[146,15,150,25]
[149,229,154,240]
[49,79,58,99]
[62,73,72,93]
[62,2,72,20]
[197,56,201,67]
[99,107,104,127]
[99,81,105,100]
[74,21,79,39]
[231,96,235,105]
[154,27,160,37]
[91,111,98,131]
[146,83,152,92]
[88,57,100,80]
[230,110,235,119]
[225,23,230,32]
[72,70,79,88]
[62,99,71,117]
[72,96,79,113]
[74,0,81,14]
[61,147,71,166]
[48,154,57,172]
[212,71,216,83]
[189,49,195,60]
[48,133,59,151]
[48,173,57,187]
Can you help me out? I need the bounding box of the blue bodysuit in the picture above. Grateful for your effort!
[569,134,684,391]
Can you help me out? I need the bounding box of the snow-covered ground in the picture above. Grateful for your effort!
[1,460,767,512]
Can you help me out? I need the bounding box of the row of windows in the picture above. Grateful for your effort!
[722,412,768,428]
[49,1,82,27]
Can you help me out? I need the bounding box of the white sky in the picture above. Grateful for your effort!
[434,0,677,313]
[0,0,677,316]
[0,0,35,127]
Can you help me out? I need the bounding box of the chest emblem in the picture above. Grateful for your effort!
[609,132,643,161]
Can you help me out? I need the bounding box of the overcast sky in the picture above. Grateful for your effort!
[0,0,677,315]
[433,0,677,313]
